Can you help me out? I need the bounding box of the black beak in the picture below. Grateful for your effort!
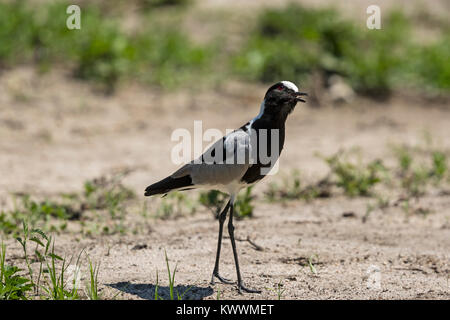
[293,91,307,103]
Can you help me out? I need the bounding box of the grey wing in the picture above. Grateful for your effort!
[171,130,253,186]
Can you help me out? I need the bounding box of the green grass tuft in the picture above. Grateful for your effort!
[324,151,386,197]
[199,187,255,219]
[234,187,255,219]
[0,242,33,300]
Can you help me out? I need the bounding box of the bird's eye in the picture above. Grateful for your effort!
[277,85,284,90]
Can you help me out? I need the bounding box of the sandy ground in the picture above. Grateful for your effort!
[0,65,449,300]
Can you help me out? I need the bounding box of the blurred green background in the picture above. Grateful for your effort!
[0,0,449,96]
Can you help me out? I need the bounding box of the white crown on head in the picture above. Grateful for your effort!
[281,81,299,92]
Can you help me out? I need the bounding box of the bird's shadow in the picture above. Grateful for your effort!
[108,282,214,300]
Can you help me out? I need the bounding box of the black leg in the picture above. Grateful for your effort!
[211,200,233,285]
[228,201,261,294]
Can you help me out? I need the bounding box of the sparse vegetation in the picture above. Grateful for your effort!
[198,190,227,218]
[393,143,449,197]
[363,195,390,223]
[153,250,191,300]
[0,196,75,236]
[234,187,255,219]
[0,222,100,300]
[265,170,331,202]
[267,280,286,300]
[266,150,387,201]
[0,1,449,301]
[199,187,255,219]
[0,2,214,91]
[0,242,33,300]
[409,34,450,91]
[431,151,447,181]
[155,192,197,219]
[82,176,136,218]
[0,2,448,94]
[265,171,303,201]
[324,151,387,197]
[308,254,319,275]
[263,142,448,222]
[85,258,100,300]
[1,144,436,235]
[216,287,221,300]
[0,173,136,237]
[233,5,450,95]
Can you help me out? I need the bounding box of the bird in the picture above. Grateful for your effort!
[144,81,307,293]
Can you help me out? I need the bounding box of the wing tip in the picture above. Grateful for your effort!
[144,175,193,197]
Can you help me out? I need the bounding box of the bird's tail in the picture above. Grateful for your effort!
[144,175,194,196]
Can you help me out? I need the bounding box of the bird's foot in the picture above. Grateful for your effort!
[211,272,234,285]
[237,282,261,294]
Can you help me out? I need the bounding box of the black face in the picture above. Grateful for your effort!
[263,82,307,118]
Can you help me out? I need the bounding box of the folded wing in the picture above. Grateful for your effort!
[144,129,253,196]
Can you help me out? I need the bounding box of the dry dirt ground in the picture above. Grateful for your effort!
[0,66,449,300]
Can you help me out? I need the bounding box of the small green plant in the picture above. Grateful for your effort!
[267,280,286,300]
[156,192,197,219]
[85,257,100,300]
[154,250,191,300]
[83,176,136,218]
[308,254,318,275]
[394,143,448,196]
[410,34,450,91]
[0,211,20,236]
[42,245,81,300]
[164,250,177,300]
[0,196,79,236]
[363,196,390,223]
[216,287,221,300]
[21,197,75,220]
[265,171,302,201]
[234,187,255,219]
[401,166,429,197]
[401,199,411,215]
[325,151,386,197]
[0,242,33,300]
[16,221,45,291]
[199,187,255,219]
[15,221,81,299]
[10,221,102,300]
[78,174,136,235]
[265,170,331,202]
[395,146,413,173]
[165,250,191,300]
[199,190,227,218]
[431,151,447,181]
[154,270,160,300]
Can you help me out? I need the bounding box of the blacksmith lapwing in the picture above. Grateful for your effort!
[145,81,307,293]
